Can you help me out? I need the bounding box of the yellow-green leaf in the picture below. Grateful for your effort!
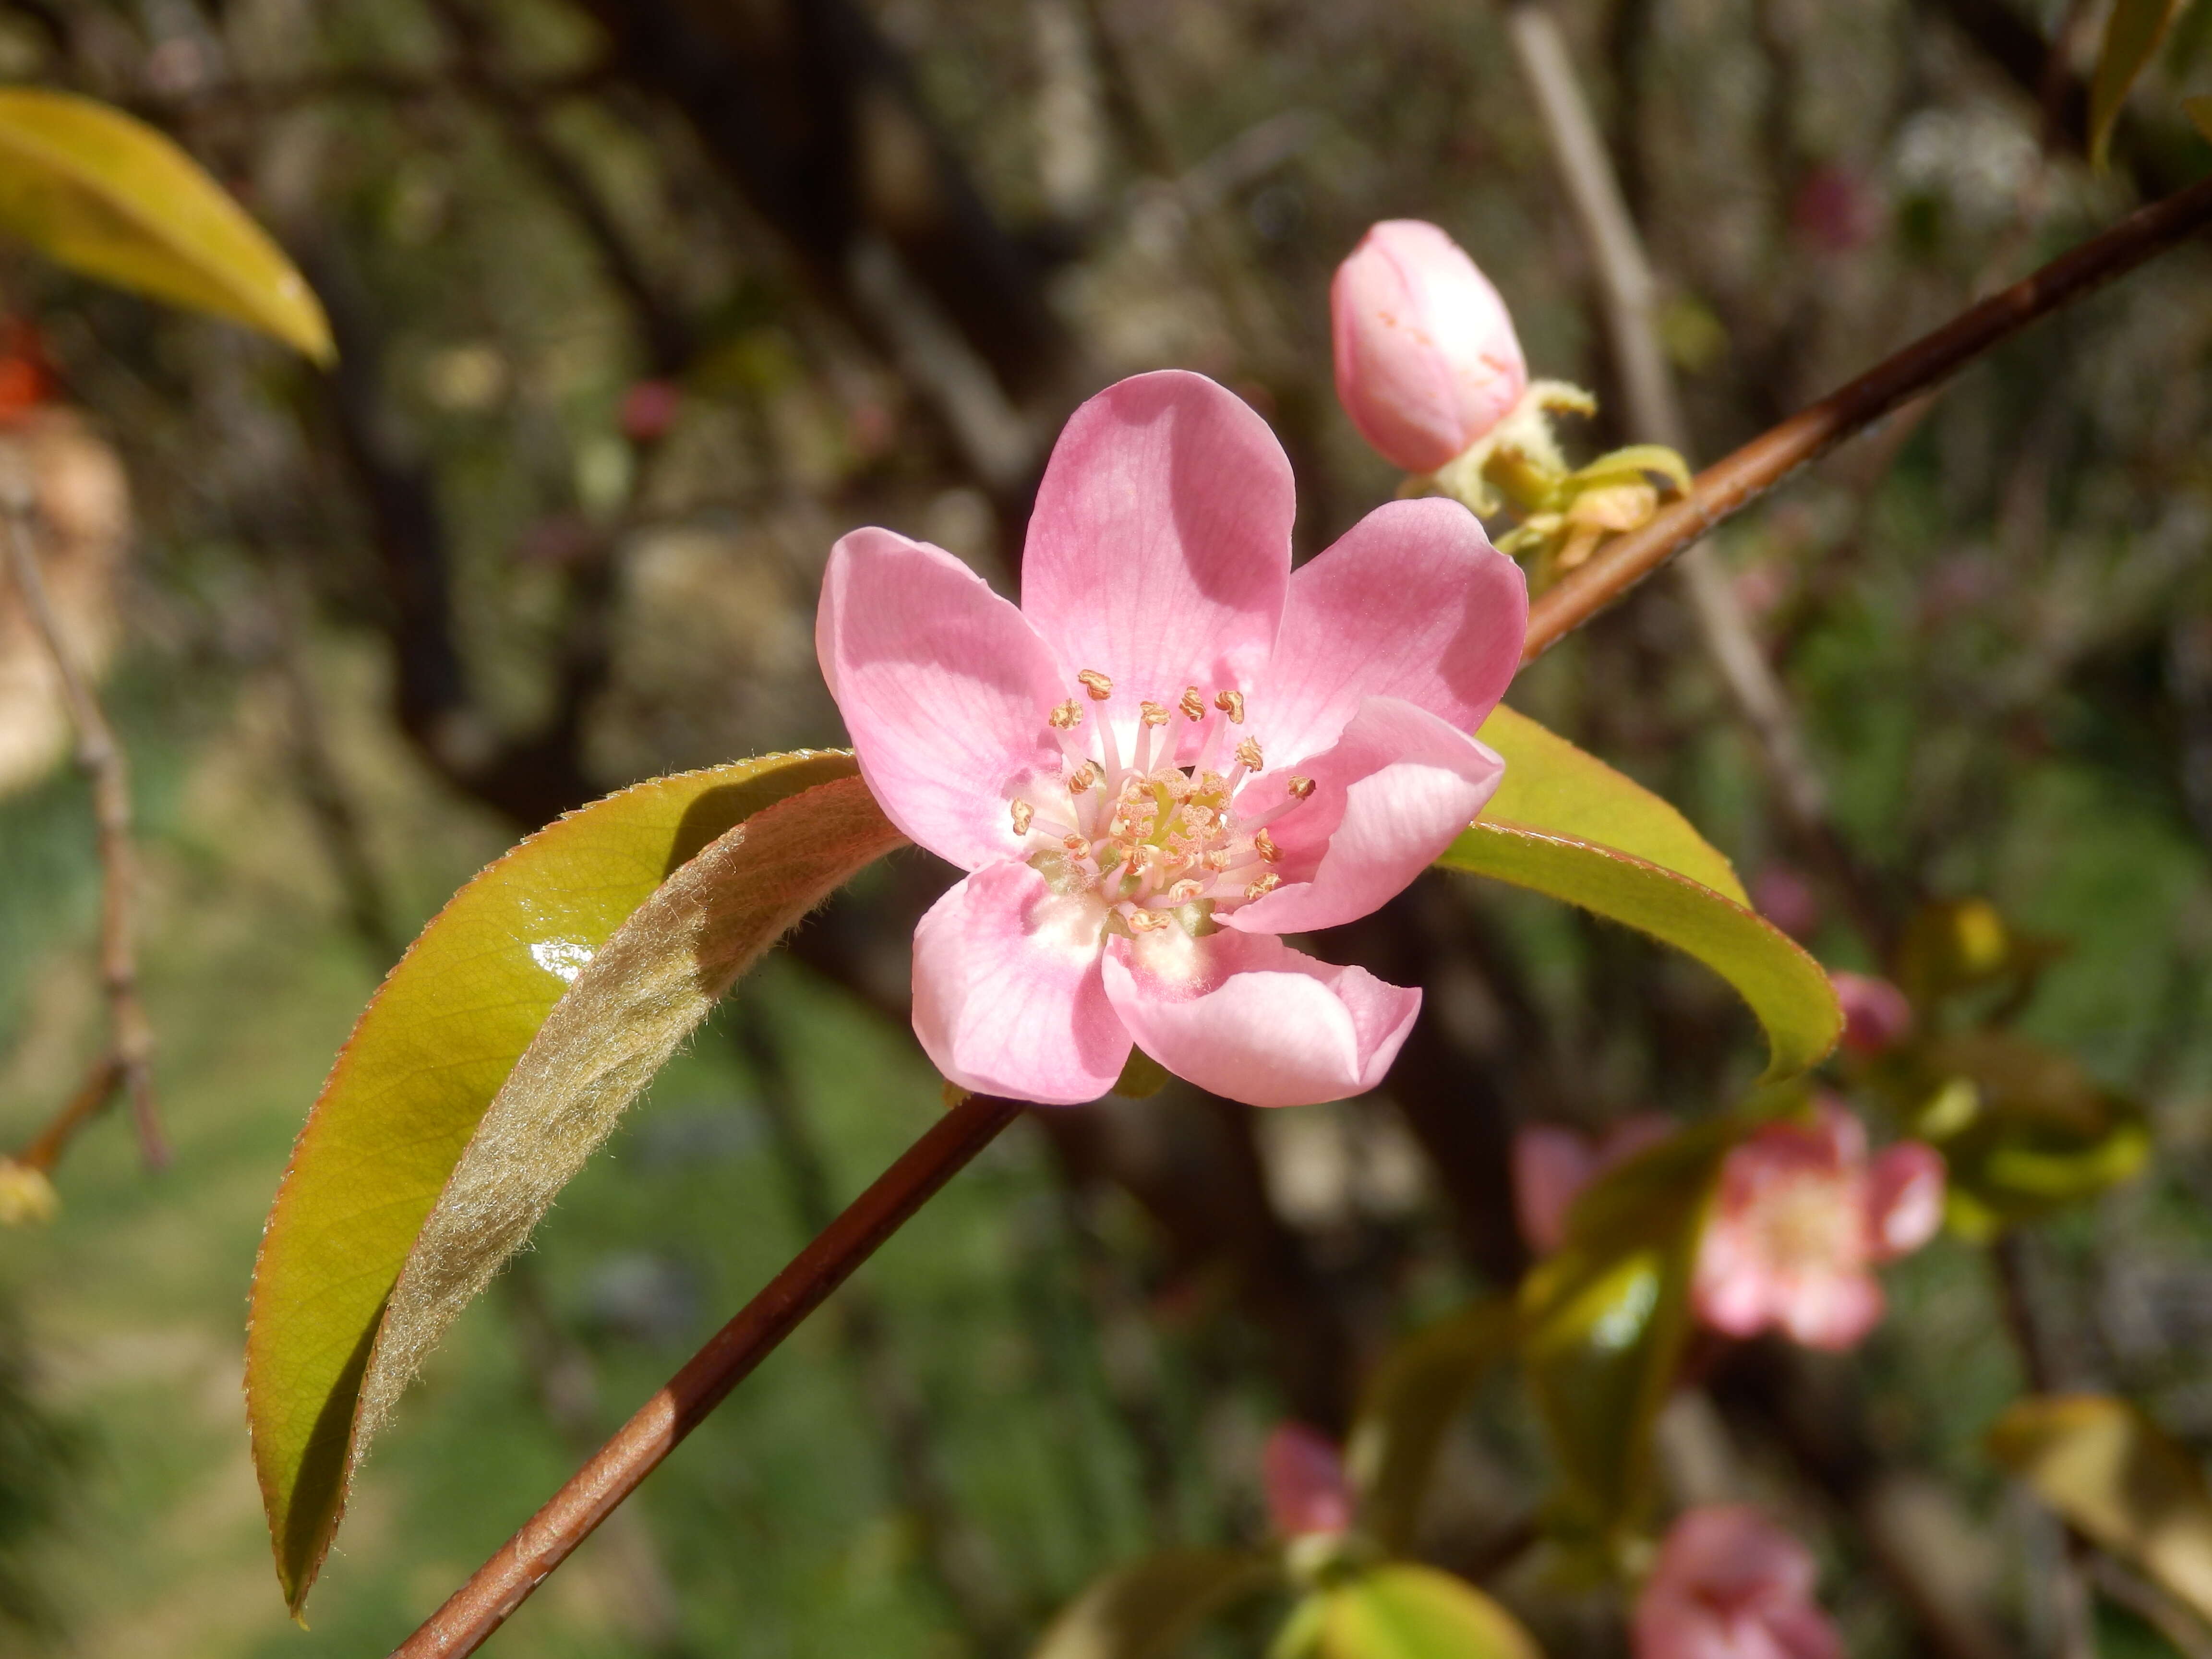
[1346,1300,1515,1553]
[1475,707,1747,903]
[0,88,331,360]
[245,751,873,1612]
[1315,1564,1543,1659]
[1033,1549,1278,1659]
[2091,0,2190,163]
[1449,711,1837,1079]
[1989,1394,2212,1622]
[1520,1121,1735,1563]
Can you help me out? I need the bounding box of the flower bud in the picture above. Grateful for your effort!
[1261,1422,1353,1538]
[1830,970,1914,1055]
[1330,220,1527,473]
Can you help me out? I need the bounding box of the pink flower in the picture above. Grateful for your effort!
[1262,1422,1354,1538]
[817,371,1526,1108]
[1829,971,1914,1056]
[1635,1506,1842,1659]
[1694,1103,1945,1350]
[1513,1115,1673,1255]
[1331,221,1528,474]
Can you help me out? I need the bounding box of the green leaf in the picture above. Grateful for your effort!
[1315,1564,1543,1659]
[2090,0,2191,163]
[1032,1549,1278,1659]
[1519,1121,1735,1563]
[1438,835,1835,1083]
[245,751,884,1613]
[0,89,332,360]
[1989,1394,2212,1623]
[1346,1300,1515,1553]
[1476,707,1746,902]
[1913,1033,2149,1239]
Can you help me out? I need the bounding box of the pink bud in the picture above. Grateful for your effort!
[1330,220,1527,473]
[619,379,682,444]
[1752,866,1821,940]
[1635,1506,1841,1659]
[1261,1422,1354,1538]
[1830,971,1914,1056]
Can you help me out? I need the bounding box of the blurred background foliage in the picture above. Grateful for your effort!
[2,0,2212,1653]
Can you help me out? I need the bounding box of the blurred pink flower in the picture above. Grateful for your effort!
[1694,1103,1945,1350]
[818,371,1527,1107]
[1514,1115,1673,1254]
[1331,220,1528,473]
[1790,165,1882,254]
[1750,866,1821,940]
[1635,1505,1842,1659]
[1830,971,1914,1056]
[1262,1422,1354,1538]
[619,379,682,444]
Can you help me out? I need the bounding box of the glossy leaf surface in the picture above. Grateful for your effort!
[1990,1394,2212,1621]
[1346,1300,1515,1552]
[0,89,332,360]
[1314,1564,1543,1659]
[1519,1121,1735,1561]
[246,752,867,1611]
[1452,709,1835,1080]
[1032,1549,1277,1659]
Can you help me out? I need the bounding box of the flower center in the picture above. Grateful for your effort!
[1754,1172,1861,1276]
[1008,669,1314,938]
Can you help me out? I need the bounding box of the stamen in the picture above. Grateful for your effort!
[1140,701,1170,728]
[1010,800,1034,836]
[1049,699,1083,730]
[1078,669,1113,700]
[1287,776,1315,800]
[1235,737,1264,773]
[1068,762,1099,793]
[1127,907,1172,932]
[1244,873,1282,901]
[1179,686,1206,721]
[1064,835,1092,858]
[1203,849,1235,872]
[1214,688,1245,724]
[1253,828,1280,863]
[1166,879,1204,903]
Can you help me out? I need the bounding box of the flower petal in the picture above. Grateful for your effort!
[911,862,1130,1106]
[1776,1268,1885,1351]
[819,527,1069,870]
[1228,697,1503,936]
[1252,497,1527,765]
[1101,927,1418,1108]
[1865,1142,1945,1262]
[1020,371,1291,731]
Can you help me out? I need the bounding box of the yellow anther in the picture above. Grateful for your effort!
[1253,828,1280,864]
[1064,834,1092,858]
[1010,800,1035,835]
[1244,873,1282,901]
[1127,906,1172,932]
[1049,699,1083,730]
[1235,737,1264,772]
[1203,848,1235,872]
[1179,685,1206,721]
[1068,762,1099,793]
[1141,700,1170,727]
[1214,688,1246,723]
[1078,668,1113,700]
[1287,775,1315,800]
[1166,879,1204,903]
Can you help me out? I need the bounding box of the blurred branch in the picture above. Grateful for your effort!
[0,465,163,1170]
[1522,174,2212,658]
[1504,1,1895,946]
[391,1090,1025,1659]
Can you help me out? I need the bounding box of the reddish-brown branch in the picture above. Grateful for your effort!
[0,469,165,1170]
[1522,173,2212,661]
[390,1091,1023,1659]
[389,176,2212,1659]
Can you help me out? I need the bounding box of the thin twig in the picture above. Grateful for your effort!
[1504,1,1891,945]
[0,466,164,1169]
[1521,174,2212,659]
[12,1055,121,1174]
[390,1091,1024,1659]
